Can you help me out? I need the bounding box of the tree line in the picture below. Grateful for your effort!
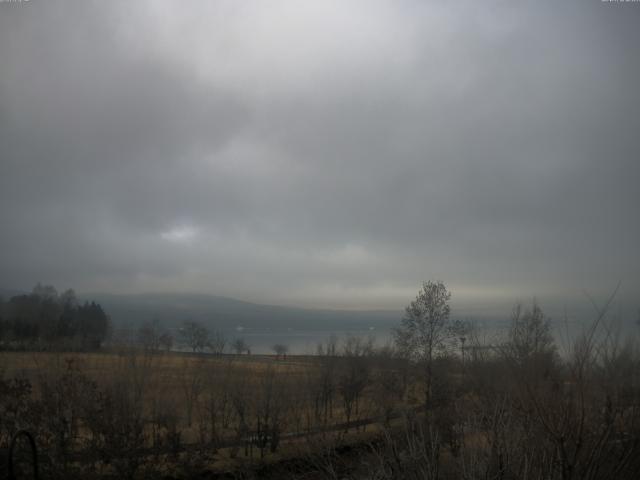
[0,283,110,350]
[135,318,259,356]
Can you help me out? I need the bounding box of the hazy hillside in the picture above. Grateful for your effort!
[89,293,401,332]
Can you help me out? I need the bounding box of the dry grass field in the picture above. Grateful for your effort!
[0,350,311,386]
[0,348,400,442]
[1,318,638,480]
[0,348,412,478]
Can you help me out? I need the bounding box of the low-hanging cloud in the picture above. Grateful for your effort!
[1,0,638,312]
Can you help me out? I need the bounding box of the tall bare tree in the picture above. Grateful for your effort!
[179,358,205,427]
[394,281,459,412]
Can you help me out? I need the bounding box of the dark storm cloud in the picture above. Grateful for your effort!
[1,0,638,312]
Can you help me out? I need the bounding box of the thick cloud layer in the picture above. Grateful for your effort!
[1,1,639,312]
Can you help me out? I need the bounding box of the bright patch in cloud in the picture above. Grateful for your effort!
[160,226,199,244]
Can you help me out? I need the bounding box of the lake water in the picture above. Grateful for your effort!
[163,314,639,356]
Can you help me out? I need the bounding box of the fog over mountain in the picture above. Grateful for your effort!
[1,1,638,317]
[89,292,399,332]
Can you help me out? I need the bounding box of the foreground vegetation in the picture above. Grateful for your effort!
[0,283,638,479]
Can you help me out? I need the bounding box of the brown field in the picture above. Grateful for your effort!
[0,348,414,478]
[0,350,312,385]
[2,329,638,480]
[0,348,403,444]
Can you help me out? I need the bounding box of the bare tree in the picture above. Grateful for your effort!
[180,320,209,353]
[394,281,459,412]
[504,300,556,366]
[253,366,288,457]
[272,343,288,360]
[229,372,251,458]
[343,334,375,357]
[159,331,173,352]
[316,334,338,357]
[209,329,227,355]
[338,355,369,430]
[315,337,339,426]
[202,357,236,447]
[179,358,205,427]
[85,349,155,479]
[136,319,161,352]
[373,367,406,426]
[232,338,249,355]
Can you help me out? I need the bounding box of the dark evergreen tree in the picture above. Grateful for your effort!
[0,284,110,349]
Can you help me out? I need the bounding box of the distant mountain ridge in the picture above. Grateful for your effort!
[5,288,630,336]
[87,292,402,331]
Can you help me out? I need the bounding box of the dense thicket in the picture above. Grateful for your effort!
[0,284,110,349]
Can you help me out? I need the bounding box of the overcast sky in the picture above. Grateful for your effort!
[1,0,638,313]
